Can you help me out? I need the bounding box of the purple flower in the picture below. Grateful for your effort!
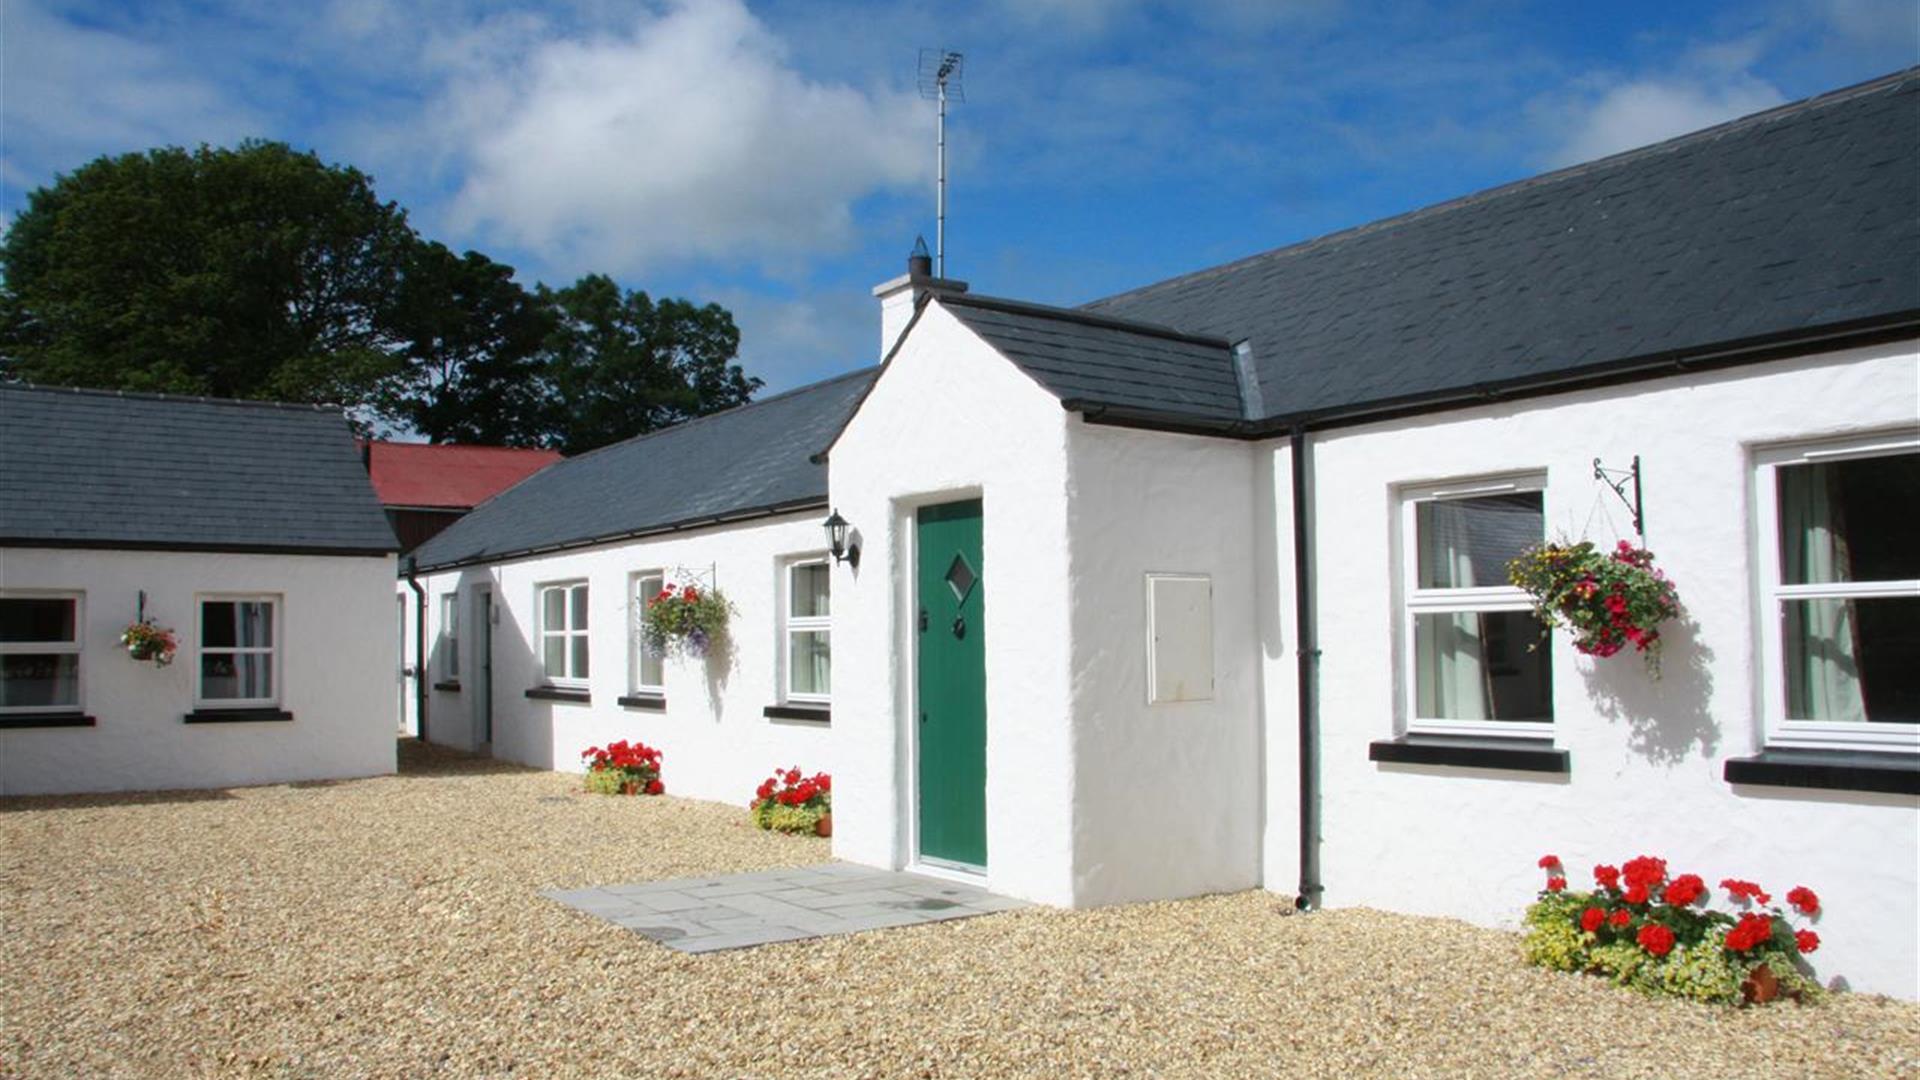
[688,627,710,657]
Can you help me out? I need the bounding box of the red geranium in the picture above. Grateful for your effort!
[1538,854,1560,869]
[1593,864,1621,891]
[1721,879,1771,906]
[1637,923,1676,957]
[1794,930,1820,954]
[1664,873,1705,907]
[1546,876,1567,893]
[749,765,832,833]
[1580,907,1606,933]
[581,739,664,795]
[1609,909,1632,929]
[1786,886,1819,916]
[1726,912,1775,953]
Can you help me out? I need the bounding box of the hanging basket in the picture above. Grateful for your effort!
[120,619,178,667]
[1508,539,1681,674]
[641,582,734,659]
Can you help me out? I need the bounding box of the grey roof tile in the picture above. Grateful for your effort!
[0,385,397,553]
[1085,70,1919,422]
[408,369,876,571]
[937,294,1242,423]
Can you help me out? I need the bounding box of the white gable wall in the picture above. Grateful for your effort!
[1064,420,1266,903]
[1294,339,1919,997]
[829,302,1080,904]
[1,547,397,795]
[404,512,835,806]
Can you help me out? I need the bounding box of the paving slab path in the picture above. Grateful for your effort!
[545,862,1029,952]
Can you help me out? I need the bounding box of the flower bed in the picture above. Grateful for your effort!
[1523,854,1823,1005]
[582,740,663,796]
[1508,539,1681,673]
[749,767,831,834]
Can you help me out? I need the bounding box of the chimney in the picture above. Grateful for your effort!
[873,236,967,360]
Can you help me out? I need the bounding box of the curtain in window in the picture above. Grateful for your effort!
[1417,501,1490,720]
[1780,465,1866,722]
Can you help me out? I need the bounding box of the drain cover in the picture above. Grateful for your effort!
[892,898,960,912]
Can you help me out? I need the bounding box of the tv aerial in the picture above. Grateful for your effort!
[917,48,964,278]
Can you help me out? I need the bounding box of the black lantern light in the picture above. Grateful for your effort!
[823,509,859,569]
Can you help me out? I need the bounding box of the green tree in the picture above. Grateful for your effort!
[382,242,555,446]
[538,274,761,454]
[0,141,413,408]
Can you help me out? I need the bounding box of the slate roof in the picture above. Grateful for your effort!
[362,441,561,510]
[0,385,397,554]
[936,294,1241,424]
[408,369,876,571]
[1069,67,1919,428]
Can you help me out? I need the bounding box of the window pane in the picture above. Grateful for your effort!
[570,585,590,630]
[1417,492,1543,589]
[790,562,830,618]
[789,630,831,696]
[635,575,663,688]
[0,598,76,644]
[1778,453,1920,584]
[202,601,237,648]
[571,634,590,680]
[1783,596,1919,724]
[542,588,565,632]
[1414,611,1551,721]
[1,654,78,708]
[638,643,663,688]
[201,652,271,700]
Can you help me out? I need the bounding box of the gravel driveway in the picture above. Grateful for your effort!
[4,740,1916,1078]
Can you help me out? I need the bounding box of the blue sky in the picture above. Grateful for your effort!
[4,1,1914,392]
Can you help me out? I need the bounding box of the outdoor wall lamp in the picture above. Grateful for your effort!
[823,509,860,569]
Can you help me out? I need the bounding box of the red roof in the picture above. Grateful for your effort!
[361,441,562,511]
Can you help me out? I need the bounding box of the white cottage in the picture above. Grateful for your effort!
[405,71,1917,997]
[0,385,400,795]
[399,372,873,805]
[826,70,1918,997]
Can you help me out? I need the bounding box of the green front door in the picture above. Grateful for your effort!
[916,499,987,868]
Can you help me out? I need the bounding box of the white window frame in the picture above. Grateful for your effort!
[781,555,831,705]
[629,570,666,694]
[1753,433,1920,753]
[536,580,590,688]
[195,594,281,708]
[1400,474,1553,738]
[439,592,460,681]
[0,590,83,715]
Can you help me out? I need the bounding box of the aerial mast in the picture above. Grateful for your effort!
[917,48,965,278]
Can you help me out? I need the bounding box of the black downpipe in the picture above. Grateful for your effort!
[1291,427,1322,910]
[404,555,428,742]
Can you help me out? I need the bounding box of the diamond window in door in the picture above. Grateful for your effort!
[945,553,978,603]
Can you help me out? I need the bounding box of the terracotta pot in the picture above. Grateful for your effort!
[621,780,640,796]
[128,641,159,661]
[814,813,833,838]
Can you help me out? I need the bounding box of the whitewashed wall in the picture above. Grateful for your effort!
[0,548,397,795]
[829,302,1080,904]
[1294,339,1920,997]
[1064,422,1265,904]
[406,513,836,808]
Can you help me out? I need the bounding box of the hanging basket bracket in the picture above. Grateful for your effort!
[1593,455,1644,538]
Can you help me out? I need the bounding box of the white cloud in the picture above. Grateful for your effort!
[435,0,930,277]
[1545,75,1787,166]
[0,1,259,194]
[710,285,878,391]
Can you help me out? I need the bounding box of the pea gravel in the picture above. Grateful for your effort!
[4,741,1915,1079]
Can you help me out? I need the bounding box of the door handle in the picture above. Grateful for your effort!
[920,710,928,724]
[918,607,928,632]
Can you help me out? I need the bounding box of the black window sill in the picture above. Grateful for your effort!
[184,708,294,724]
[618,693,667,711]
[764,704,831,724]
[433,680,462,692]
[1725,749,1918,796]
[1369,734,1569,774]
[525,686,590,703]
[0,712,97,729]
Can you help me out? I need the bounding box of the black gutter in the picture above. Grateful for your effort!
[406,496,830,576]
[1290,426,1322,911]
[1065,312,1920,441]
[404,555,428,742]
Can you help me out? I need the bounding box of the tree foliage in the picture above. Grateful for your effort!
[0,141,412,407]
[0,141,763,452]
